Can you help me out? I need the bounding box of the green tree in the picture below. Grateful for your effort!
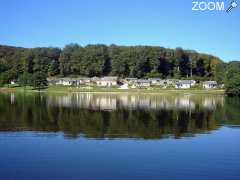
[48,60,59,76]
[0,44,224,81]
[225,62,240,96]
[215,63,226,84]
[18,72,32,87]
[31,72,48,90]
[195,58,205,77]
[176,48,190,77]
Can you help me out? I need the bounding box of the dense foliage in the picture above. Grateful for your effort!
[216,61,240,96]
[0,45,60,87]
[0,44,222,82]
[1,44,240,96]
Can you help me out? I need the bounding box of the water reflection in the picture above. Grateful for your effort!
[0,93,239,139]
[46,93,224,111]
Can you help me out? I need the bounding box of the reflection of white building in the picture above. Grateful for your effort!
[10,93,15,104]
[202,98,216,110]
[94,96,117,110]
[46,94,224,112]
[175,97,195,109]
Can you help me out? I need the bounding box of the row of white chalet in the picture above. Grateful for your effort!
[47,77,118,87]
[47,77,218,89]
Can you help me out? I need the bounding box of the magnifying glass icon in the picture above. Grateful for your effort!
[227,0,237,13]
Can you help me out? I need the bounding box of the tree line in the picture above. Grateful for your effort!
[0,43,239,95]
[216,61,240,96]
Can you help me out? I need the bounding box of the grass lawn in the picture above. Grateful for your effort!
[0,85,225,95]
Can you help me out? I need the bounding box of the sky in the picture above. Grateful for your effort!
[0,0,239,62]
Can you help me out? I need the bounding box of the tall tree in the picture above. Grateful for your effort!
[195,58,205,77]
[225,62,240,96]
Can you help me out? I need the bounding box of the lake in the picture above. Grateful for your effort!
[0,92,240,180]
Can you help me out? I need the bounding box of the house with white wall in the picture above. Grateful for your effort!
[95,76,118,87]
[203,81,217,89]
[175,80,196,89]
[148,78,161,86]
[133,79,151,87]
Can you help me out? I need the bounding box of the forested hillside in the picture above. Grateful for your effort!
[216,61,240,96]
[0,43,222,83]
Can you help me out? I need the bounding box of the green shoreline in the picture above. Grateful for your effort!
[0,86,225,95]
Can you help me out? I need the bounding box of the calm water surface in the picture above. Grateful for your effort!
[0,93,240,180]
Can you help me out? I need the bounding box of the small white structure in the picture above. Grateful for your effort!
[96,76,118,87]
[125,78,137,84]
[80,77,91,84]
[219,84,224,88]
[133,79,151,87]
[57,78,73,86]
[47,77,91,86]
[166,79,177,86]
[91,76,100,82]
[10,80,16,85]
[148,78,161,85]
[54,78,79,86]
[160,80,168,87]
[203,81,217,89]
[159,79,177,87]
[118,84,128,89]
[175,80,195,89]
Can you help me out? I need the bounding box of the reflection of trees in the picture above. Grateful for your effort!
[0,93,239,139]
[223,97,240,125]
[46,94,225,111]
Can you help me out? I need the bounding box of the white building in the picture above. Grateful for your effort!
[55,78,76,86]
[133,79,151,87]
[95,76,118,87]
[10,80,16,85]
[159,79,177,87]
[148,78,161,85]
[47,77,91,86]
[175,80,195,89]
[118,84,129,89]
[203,81,217,89]
[125,78,137,84]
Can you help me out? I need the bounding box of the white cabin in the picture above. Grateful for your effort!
[148,78,161,85]
[203,81,217,89]
[96,76,118,87]
[10,80,16,85]
[175,80,195,89]
[133,79,151,87]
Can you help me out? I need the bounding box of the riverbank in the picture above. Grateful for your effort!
[0,85,225,95]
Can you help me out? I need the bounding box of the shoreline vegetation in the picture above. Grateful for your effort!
[0,44,239,96]
[0,85,225,95]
